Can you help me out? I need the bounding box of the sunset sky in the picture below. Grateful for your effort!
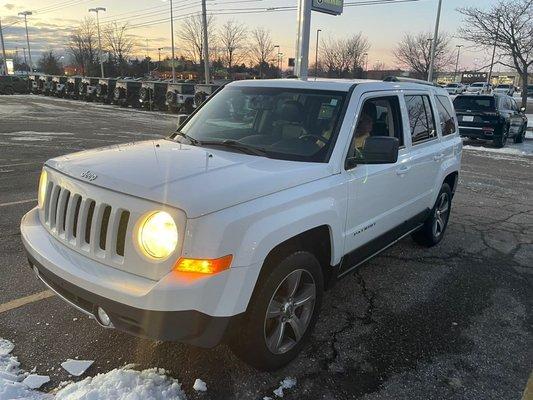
[0,0,506,71]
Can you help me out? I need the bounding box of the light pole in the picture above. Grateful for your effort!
[201,0,210,84]
[315,29,321,79]
[278,52,283,76]
[453,45,463,82]
[363,52,368,77]
[274,45,280,77]
[427,0,442,82]
[22,47,28,73]
[168,0,176,82]
[0,18,8,75]
[18,11,33,72]
[487,19,500,87]
[88,7,106,78]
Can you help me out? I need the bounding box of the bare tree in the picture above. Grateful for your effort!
[372,61,386,71]
[458,0,533,107]
[219,19,247,71]
[67,17,98,76]
[38,50,63,75]
[393,32,454,79]
[320,33,370,78]
[177,13,216,64]
[103,22,135,74]
[249,27,275,78]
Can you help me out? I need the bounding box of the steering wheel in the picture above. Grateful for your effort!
[298,134,328,144]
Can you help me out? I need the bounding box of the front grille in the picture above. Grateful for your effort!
[43,181,130,262]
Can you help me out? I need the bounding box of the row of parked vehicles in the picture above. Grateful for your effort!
[25,74,221,113]
[444,81,527,96]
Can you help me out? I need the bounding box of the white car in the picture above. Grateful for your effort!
[21,78,462,370]
[466,82,492,94]
[445,83,466,95]
[493,84,515,96]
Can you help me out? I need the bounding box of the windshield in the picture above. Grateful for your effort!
[446,84,458,87]
[470,83,484,87]
[496,84,510,88]
[176,86,347,162]
[453,96,495,111]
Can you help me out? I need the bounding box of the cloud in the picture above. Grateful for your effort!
[4,3,15,10]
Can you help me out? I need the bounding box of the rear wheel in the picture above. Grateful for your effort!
[494,125,509,148]
[230,251,323,371]
[412,183,452,247]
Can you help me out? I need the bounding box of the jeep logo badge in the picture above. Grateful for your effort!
[81,170,98,181]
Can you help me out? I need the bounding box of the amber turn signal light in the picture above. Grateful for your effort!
[174,255,233,274]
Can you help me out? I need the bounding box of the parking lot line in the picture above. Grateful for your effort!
[0,162,42,168]
[0,199,37,207]
[0,290,55,314]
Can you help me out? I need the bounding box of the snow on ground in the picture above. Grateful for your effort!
[463,141,533,158]
[60,360,94,377]
[193,378,207,392]
[272,377,297,398]
[527,114,532,129]
[0,338,186,400]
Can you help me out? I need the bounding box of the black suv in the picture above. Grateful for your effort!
[0,75,28,94]
[454,94,528,147]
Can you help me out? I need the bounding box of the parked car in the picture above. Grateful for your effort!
[96,78,118,104]
[445,83,466,95]
[28,73,41,94]
[166,82,196,113]
[22,78,461,371]
[113,79,142,107]
[139,81,168,111]
[79,77,99,101]
[194,83,221,108]
[493,84,515,96]
[454,94,528,147]
[0,75,28,95]
[51,75,68,98]
[65,76,82,99]
[39,75,53,96]
[466,82,492,94]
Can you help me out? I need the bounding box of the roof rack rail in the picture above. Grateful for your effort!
[383,76,438,87]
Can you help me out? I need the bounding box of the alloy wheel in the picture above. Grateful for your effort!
[433,192,450,238]
[264,269,316,355]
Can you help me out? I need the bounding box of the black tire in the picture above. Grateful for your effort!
[513,123,526,144]
[230,251,324,371]
[412,183,452,247]
[493,125,509,148]
[4,86,14,95]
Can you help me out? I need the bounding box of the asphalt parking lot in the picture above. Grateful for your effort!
[0,95,531,399]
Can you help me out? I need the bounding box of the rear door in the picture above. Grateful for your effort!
[401,92,443,213]
[507,97,525,136]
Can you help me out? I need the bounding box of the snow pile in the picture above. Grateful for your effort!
[272,377,297,398]
[0,339,50,399]
[54,365,186,400]
[60,359,94,377]
[193,378,207,392]
[23,374,51,389]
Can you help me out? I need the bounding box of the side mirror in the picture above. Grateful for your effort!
[346,136,399,169]
[176,114,188,129]
[520,107,526,113]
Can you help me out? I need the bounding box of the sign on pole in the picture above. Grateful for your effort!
[311,0,343,16]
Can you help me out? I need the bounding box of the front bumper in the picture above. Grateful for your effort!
[20,207,258,347]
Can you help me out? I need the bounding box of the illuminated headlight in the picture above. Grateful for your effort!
[137,211,178,259]
[38,169,48,208]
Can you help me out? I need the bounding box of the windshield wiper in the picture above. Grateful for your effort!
[199,139,268,156]
[174,131,201,146]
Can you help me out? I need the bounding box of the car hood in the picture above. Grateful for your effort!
[46,139,333,218]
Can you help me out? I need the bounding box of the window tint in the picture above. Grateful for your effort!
[405,95,436,144]
[436,96,456,136]
[453,96,495,111]
[348,96,403,158]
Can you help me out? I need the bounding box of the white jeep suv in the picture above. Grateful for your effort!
[21,79,461,370]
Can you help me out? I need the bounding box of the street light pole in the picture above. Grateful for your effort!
[22,47,28,74]
[487,19,500,87]
[18,11,33,72]
[314,29,321,79]
[274,45,280,77]
[427,0,442,82]
[294,0,312,79]
[453,44,463,82]
[0,18,8,75]
[89,7,106,78]
[169,0,176,83]
[201,0,210,84]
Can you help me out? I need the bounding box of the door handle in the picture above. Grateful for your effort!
[396,166,411,176]
[433,153,444,161]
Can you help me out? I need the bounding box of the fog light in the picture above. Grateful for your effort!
[96,307,112,327]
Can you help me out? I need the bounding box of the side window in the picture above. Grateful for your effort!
[348,96,404,158]
[405,95,436,144]
[436,95,456,136]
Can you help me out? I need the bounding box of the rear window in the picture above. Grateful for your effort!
[453,96,495,111]
[497,84,511,88]
[470,83,484,87]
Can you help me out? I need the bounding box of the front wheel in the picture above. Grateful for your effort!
[412,183,452,247]
[230,251,323,371]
